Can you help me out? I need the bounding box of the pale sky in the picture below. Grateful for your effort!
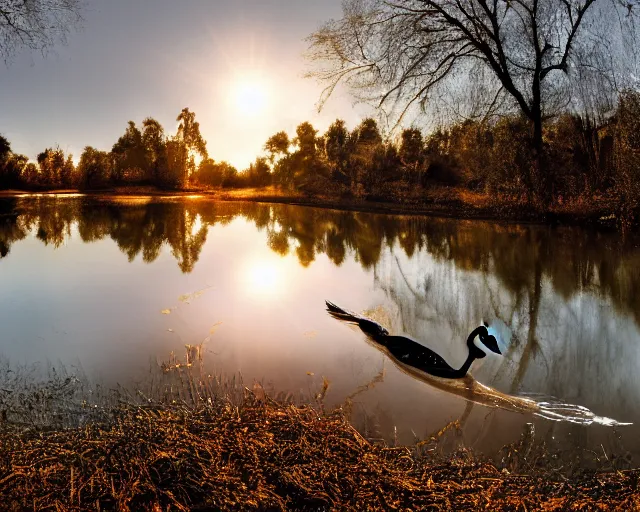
[0,0,372,170]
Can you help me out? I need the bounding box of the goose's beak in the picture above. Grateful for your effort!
[485,335,502,355]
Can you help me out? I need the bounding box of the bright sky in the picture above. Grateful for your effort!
[0,0,372,170]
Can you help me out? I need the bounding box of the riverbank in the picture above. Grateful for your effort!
[1,397,638,511]
[0,185,625,229]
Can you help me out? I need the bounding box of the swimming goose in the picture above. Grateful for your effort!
[326,300,501,379]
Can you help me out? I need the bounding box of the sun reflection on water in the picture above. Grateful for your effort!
[242,256,288,298]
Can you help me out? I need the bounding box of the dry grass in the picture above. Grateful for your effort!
[215,186,301,201]
[0,393,638,511]
[1,328,638,510]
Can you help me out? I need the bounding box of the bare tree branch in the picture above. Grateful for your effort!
[0,0,84,64]
[306,0,640,197]
[307,0,639,125]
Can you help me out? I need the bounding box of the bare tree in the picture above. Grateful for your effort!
[307,0,640,199]
[0,0,83,63]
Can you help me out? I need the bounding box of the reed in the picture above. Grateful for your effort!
[1,351,639,511]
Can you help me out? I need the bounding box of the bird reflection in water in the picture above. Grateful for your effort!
[326,300,631,427]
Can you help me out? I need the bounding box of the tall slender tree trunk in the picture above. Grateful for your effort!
[532,110,545,206]
[531,60,548,206]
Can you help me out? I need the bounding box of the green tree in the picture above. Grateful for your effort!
[294,122,318,160]
[164,138,189,190]
[6,154,29,189]
[20,162,39,188]
[0,136,29,190]
[176,108,207,158]
[399,128,426,184]
[171,108,208,188]
[142,117,166,184]
[324,119,350,183]
[77,146,112,190]
[194,158,221,187]
[36,149,53,186]
[112,121,147,184]
[246,157,271,187]
[271,156,293,188]
[291,122,328,191]
[264,131,293,188]
[0,135,12,189]
[0,135,9,161]
[614,90,640,219]
[264,131,290,162]
[36,147,67,188]
[352,118,382,147]
[60,154,76,188]
[349,118,384,194]
[221,163,240,188]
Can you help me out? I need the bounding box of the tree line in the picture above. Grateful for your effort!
[2,0,640,215]
[163,92,640,211]
[306,0,640,208]
[0,108,208,191]
[1,92,639,211]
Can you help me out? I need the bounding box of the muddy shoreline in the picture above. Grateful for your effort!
[0,186,625,229]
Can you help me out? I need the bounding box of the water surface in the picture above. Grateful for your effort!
[1,196,639,462]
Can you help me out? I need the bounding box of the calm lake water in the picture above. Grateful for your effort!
[1,195,640,462]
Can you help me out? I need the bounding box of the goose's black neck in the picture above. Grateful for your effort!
[455,326,488,377]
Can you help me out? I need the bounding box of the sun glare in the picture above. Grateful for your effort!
[232,79,269,117]
[242,257,286,297]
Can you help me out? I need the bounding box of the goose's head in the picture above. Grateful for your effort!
[467,325,502,359]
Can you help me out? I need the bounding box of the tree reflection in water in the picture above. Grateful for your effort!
[1,195,639,431]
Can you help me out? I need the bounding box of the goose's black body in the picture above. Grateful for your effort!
[326,300,501,379]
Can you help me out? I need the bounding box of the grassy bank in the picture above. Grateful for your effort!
[0,185,624,229]
[0,396,638,511]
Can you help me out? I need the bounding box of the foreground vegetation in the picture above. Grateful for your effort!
[0,347,638,511]
[0,395,638,511]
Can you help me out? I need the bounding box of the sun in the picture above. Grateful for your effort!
[242,256,287,298]
[248,261,279,289]
[233,80,269,117]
